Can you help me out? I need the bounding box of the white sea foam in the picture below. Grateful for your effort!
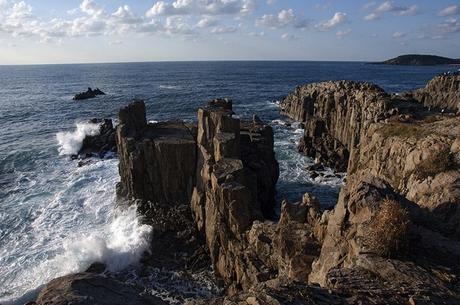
[159,85,181,90]
[55,122,101,155]
[0,159,152,305]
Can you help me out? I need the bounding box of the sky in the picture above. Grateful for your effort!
[0,0,459,64]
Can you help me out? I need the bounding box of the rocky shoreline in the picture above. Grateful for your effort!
[30,73,460,304]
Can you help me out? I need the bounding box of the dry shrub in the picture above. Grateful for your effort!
[414,148,453,180]
[365,198,410,258]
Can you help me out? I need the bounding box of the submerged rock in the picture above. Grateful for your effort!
[73,87,106,100]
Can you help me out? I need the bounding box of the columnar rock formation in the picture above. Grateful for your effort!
[403,73,460,112]
[35,74,460,304]
[116,100,196,205]
[280,81,392,171]
[278,77,460,304]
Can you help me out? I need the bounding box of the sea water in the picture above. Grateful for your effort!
[0,61,451,304]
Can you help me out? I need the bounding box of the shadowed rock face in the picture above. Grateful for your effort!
[32,267,167,305]
[280,81,391,171]
[279,76,460,304]
[116,101,197,205]
[403,73,460,113]
[78,118,117,158]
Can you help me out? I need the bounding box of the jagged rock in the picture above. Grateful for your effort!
[280,81,392,171]
[116,101,196,205]
[78,118,116,158]
[73,87,106,100]
[191,99,280,293]
[33,272,167,305]
[280,76,460,303]
[402,73,460,112]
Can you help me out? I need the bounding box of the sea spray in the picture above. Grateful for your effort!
[0,156,152,304]
[56,122,101,155]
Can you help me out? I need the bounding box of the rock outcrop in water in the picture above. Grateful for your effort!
[73,87,106,100]
[77,118,117,158]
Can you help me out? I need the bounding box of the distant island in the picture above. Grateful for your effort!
[373,54,460,66]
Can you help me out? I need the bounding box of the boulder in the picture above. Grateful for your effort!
[33,272,167,305]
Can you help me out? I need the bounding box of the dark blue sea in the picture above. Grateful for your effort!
[0,61,452,304]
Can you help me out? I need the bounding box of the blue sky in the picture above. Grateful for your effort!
[0,0,459,64]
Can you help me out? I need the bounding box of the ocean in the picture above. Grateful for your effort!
[0,61,452,304]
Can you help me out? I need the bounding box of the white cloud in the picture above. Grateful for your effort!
[317,12,348,30]
[365,1,418,21]
[374,1,418,16]
[364,13,380,21]
[439,5,459,17]
[336,28,351,38]
[80,0,103,17]
[211,25,237,34]
[111,5,142,25]
[266,0,276,4]
[196,16,218,28]
[146,0,255,17]
[437,17,460,34]
[255,9,295,29]
[247,31,264,36]
[392,31,406,38]
[280,32,297,40]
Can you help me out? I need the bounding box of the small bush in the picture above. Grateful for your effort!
[379,123,424,139]
[414,148,453,180]
[364,198,410,258]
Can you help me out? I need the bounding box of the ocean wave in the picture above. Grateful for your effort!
[159,85,181,90]
[0,159,152,305]
[55,122,100,155]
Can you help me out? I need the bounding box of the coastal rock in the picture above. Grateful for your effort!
[280,80,392,171]
[403,73,460,112]
[33,272,167,305]
[78,118,117,158]
[73,87,106,100]
[116,100,196,205]
[191,99,281,292]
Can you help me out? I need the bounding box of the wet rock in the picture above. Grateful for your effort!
[78,118,116,158]
[73,87,106,100]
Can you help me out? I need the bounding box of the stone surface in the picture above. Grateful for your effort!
[280,80,392,171]
[78,118,117,158]
[116,101,196,205]
[73,87,106,100]
[280,75,460,304]
[34,272,167,305]
[403,73,460,112]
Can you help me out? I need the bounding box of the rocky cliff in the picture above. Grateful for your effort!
[280,81,393,171]
[35,74,460,304]
[403,73,460,113]
[279,76,460,304]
